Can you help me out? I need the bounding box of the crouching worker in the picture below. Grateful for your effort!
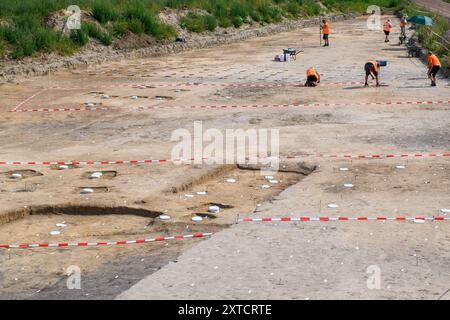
[305,67,321,87]
[364,61,380,87]
[427,52,441,87]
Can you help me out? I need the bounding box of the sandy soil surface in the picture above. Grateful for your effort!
[0,164,312,298]
[0,16,449,299]
[415,0,450,18]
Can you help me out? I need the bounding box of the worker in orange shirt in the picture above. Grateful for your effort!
[400,16,407,37]
[427,52,441,87]
[321,19,330,47]
[305,67,321,87]
[364,61,380,87]
[383,19,393,43]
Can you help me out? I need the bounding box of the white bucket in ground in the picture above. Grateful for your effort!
[11,173,22,179]
[131,96,139,100]
[159,215,171,221]
[81,188,94,194]
[90,172,103,179]
[441,209,450,214]
[265,176,274,180]
[85,103,94,107]
[269,180,279,184]
[328,204,339,208]
[56,223,67,228]
[192,216,203,222]
[278,54,290,62]
[49,230,61,236]
[226,178,237,183]
[208,206,220,214]
[339,168,349,171]
[261,185,271,189]
[196,191,207,195]
[396,165,406,169]
[344,184,354,188]
[413,219,425,224]
[58,165,69,170]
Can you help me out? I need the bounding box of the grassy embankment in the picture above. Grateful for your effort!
[396,0,449,69]
[0,0,405,60]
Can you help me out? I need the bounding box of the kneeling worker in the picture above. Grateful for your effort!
[427,51,441,87]
[364,61,380,87]
[305,67,321,87]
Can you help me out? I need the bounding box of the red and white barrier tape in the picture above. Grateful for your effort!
[0,152,449,166]
[10,100,450,113]
[10,106,109,113]
[48,81,364,90]
[137,100,450,110]
[238,217,450,222]
[0,233,212,250]
[11,88,47,112]
[298,152,450,160]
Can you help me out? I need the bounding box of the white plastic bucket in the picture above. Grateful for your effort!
[90,172,103,179]
[208,206,220,214]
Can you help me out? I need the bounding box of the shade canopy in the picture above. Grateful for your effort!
[408,15,433,26]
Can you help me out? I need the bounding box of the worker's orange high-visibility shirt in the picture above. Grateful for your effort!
[428,54,441,67]
[368,61,379,73]
[322,23,330,35]
[383,20,392,32]
[306,67,320,81]
[400,20,406,27]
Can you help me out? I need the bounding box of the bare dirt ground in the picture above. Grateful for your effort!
[415,0,450,19]
[0,16,449,299]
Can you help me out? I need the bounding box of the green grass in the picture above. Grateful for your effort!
[180,13,218,32]
[0,0,178,59]
[0,40,6,58]
[322,0,403,13]
[0,0,410,59]
[0,14,78,59]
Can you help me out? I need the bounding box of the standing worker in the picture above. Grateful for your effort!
[427,52,441,87]
[321,19,330,47]
[305,67,321,87]
[364,61,380,87]
[400,16,407,37]
[383,19,393,43]
[399,16,408,44]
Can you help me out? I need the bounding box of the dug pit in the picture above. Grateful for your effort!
[0,161,316,298]
[1,170,43,180]
[0,205,224,299]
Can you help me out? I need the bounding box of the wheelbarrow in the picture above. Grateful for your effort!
[283,48,303,61]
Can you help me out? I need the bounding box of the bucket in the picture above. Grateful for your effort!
[377,60,388,67]
[90,172,103,179]
[208,206,220,214]
[283,48,296,55]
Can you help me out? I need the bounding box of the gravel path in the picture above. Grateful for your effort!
[415,0,450,19]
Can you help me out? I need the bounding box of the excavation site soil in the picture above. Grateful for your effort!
[0,16,449,300]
